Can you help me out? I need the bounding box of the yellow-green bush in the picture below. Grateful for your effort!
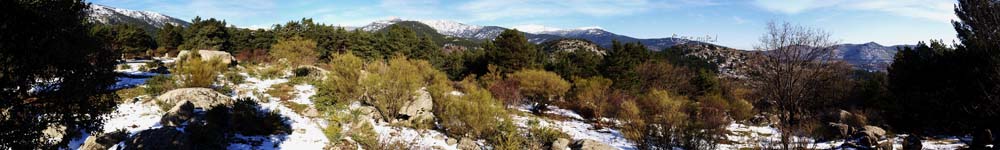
[569,76,613,121]
[509,69,570,113]
[435,79,505,138]
[488,119,526,150]
[173,52,225,88]
[270,36,318,66]
[314,53,364,111]
[528,126,570,148]
[361,56,423,123]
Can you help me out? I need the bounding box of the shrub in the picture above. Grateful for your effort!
[293,67,312,77]
[361,56,423,122]
[488,78,523,108]
[528,126,570,148]
[509,69,570,113]
[116,87,145,102]
[235,49,270,64]
[435,79,505,138]
[351,122,379,150]
[270,36,319,66]
[267,83,295,101]
[618,100,647,148]
[488,119,526,150]
[569,76,613,122]
[228,98,292,136]
[314,53,364,112]
[224,71,245,84]
[173,52,225,88]
[144,75,176,96]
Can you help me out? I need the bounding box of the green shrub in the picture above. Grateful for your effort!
[270,36,319,67]
[361,56,423,122]
[267,83,295,101]
[144,75,176,96]
[488,119,525,150]
[228,98,292,136]
[528,126,570,147]
[293,67,311,77]
[435,79,505,138]
[509,69,570,113]
[173,52,225,88]
[314,53,364,112]
[224,71,245,84]
[569,76,613,122]
[115,87,145,102]
[351,122,379,150]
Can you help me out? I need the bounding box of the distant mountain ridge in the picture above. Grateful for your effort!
[832,42,911,71]
[86,4,190,33]
[358,18,707,51]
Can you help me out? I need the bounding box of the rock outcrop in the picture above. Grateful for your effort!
[571,139,615,150]
[123,127,190,150]
[155,88,232,109]
[160,100,194,127]
[398,88,434,125]
[176,50,236,65]
[551,138,571,150]
[79,130,128,150]
[458,137,480,150]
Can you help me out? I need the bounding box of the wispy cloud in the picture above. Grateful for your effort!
[752,0,956,22]
[733,16,747,24]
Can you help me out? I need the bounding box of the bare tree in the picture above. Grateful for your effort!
[747,21,846,149]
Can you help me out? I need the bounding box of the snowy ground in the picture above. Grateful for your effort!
[514,104,637,150]
[64,62,974,150]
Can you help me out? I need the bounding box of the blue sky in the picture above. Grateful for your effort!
[92,0,959,49]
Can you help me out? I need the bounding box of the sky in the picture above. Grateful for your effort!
[91,0,960,49]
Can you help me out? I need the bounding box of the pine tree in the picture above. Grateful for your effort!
[485,29,538,74]
[156,23,184,50]
[180,17,230,51]
[1,1,119,148]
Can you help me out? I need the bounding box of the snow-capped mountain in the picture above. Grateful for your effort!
[87,4,190,31]
[359,18,705,50]
[833,42,910,71]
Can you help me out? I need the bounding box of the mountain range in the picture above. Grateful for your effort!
[86,4,906,71]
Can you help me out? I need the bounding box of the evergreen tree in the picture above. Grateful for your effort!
[412,35,444,67]
[156,23,184,50]
[602,40,649,91]
[546,50,604,79]
[180,16,230,51]
[1,1,119,148]
[484,29,538,74]
[375,24,419,59]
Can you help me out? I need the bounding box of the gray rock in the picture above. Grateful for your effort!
[551,138,571,150]
[828,122,852,139]
[856,126,887,148]
[398,88,434,125]
[458,137,480,150]
[176,50,235,65]
[160,100,194,127]
[446,138,458,146]
[356,106,382,123]
[571,139,615,150]
[903,135,922,150]
[124,127,190,150]
[156,88,232,109]
[79,130,128,150]
[304,107,320,117]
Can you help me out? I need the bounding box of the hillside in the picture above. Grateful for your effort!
[86,4,190,34]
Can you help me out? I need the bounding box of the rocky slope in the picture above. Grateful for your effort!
[86,4,190,33]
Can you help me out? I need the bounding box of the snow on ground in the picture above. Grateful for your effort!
[65,97,166,150]
[720,123,971,150]
[291,84,316,105]
[228,75,329,150]
[514,104,636,150]
[371,121,459,150]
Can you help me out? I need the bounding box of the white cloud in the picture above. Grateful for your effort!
[752,0,957,22]
[733,16,748,24]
